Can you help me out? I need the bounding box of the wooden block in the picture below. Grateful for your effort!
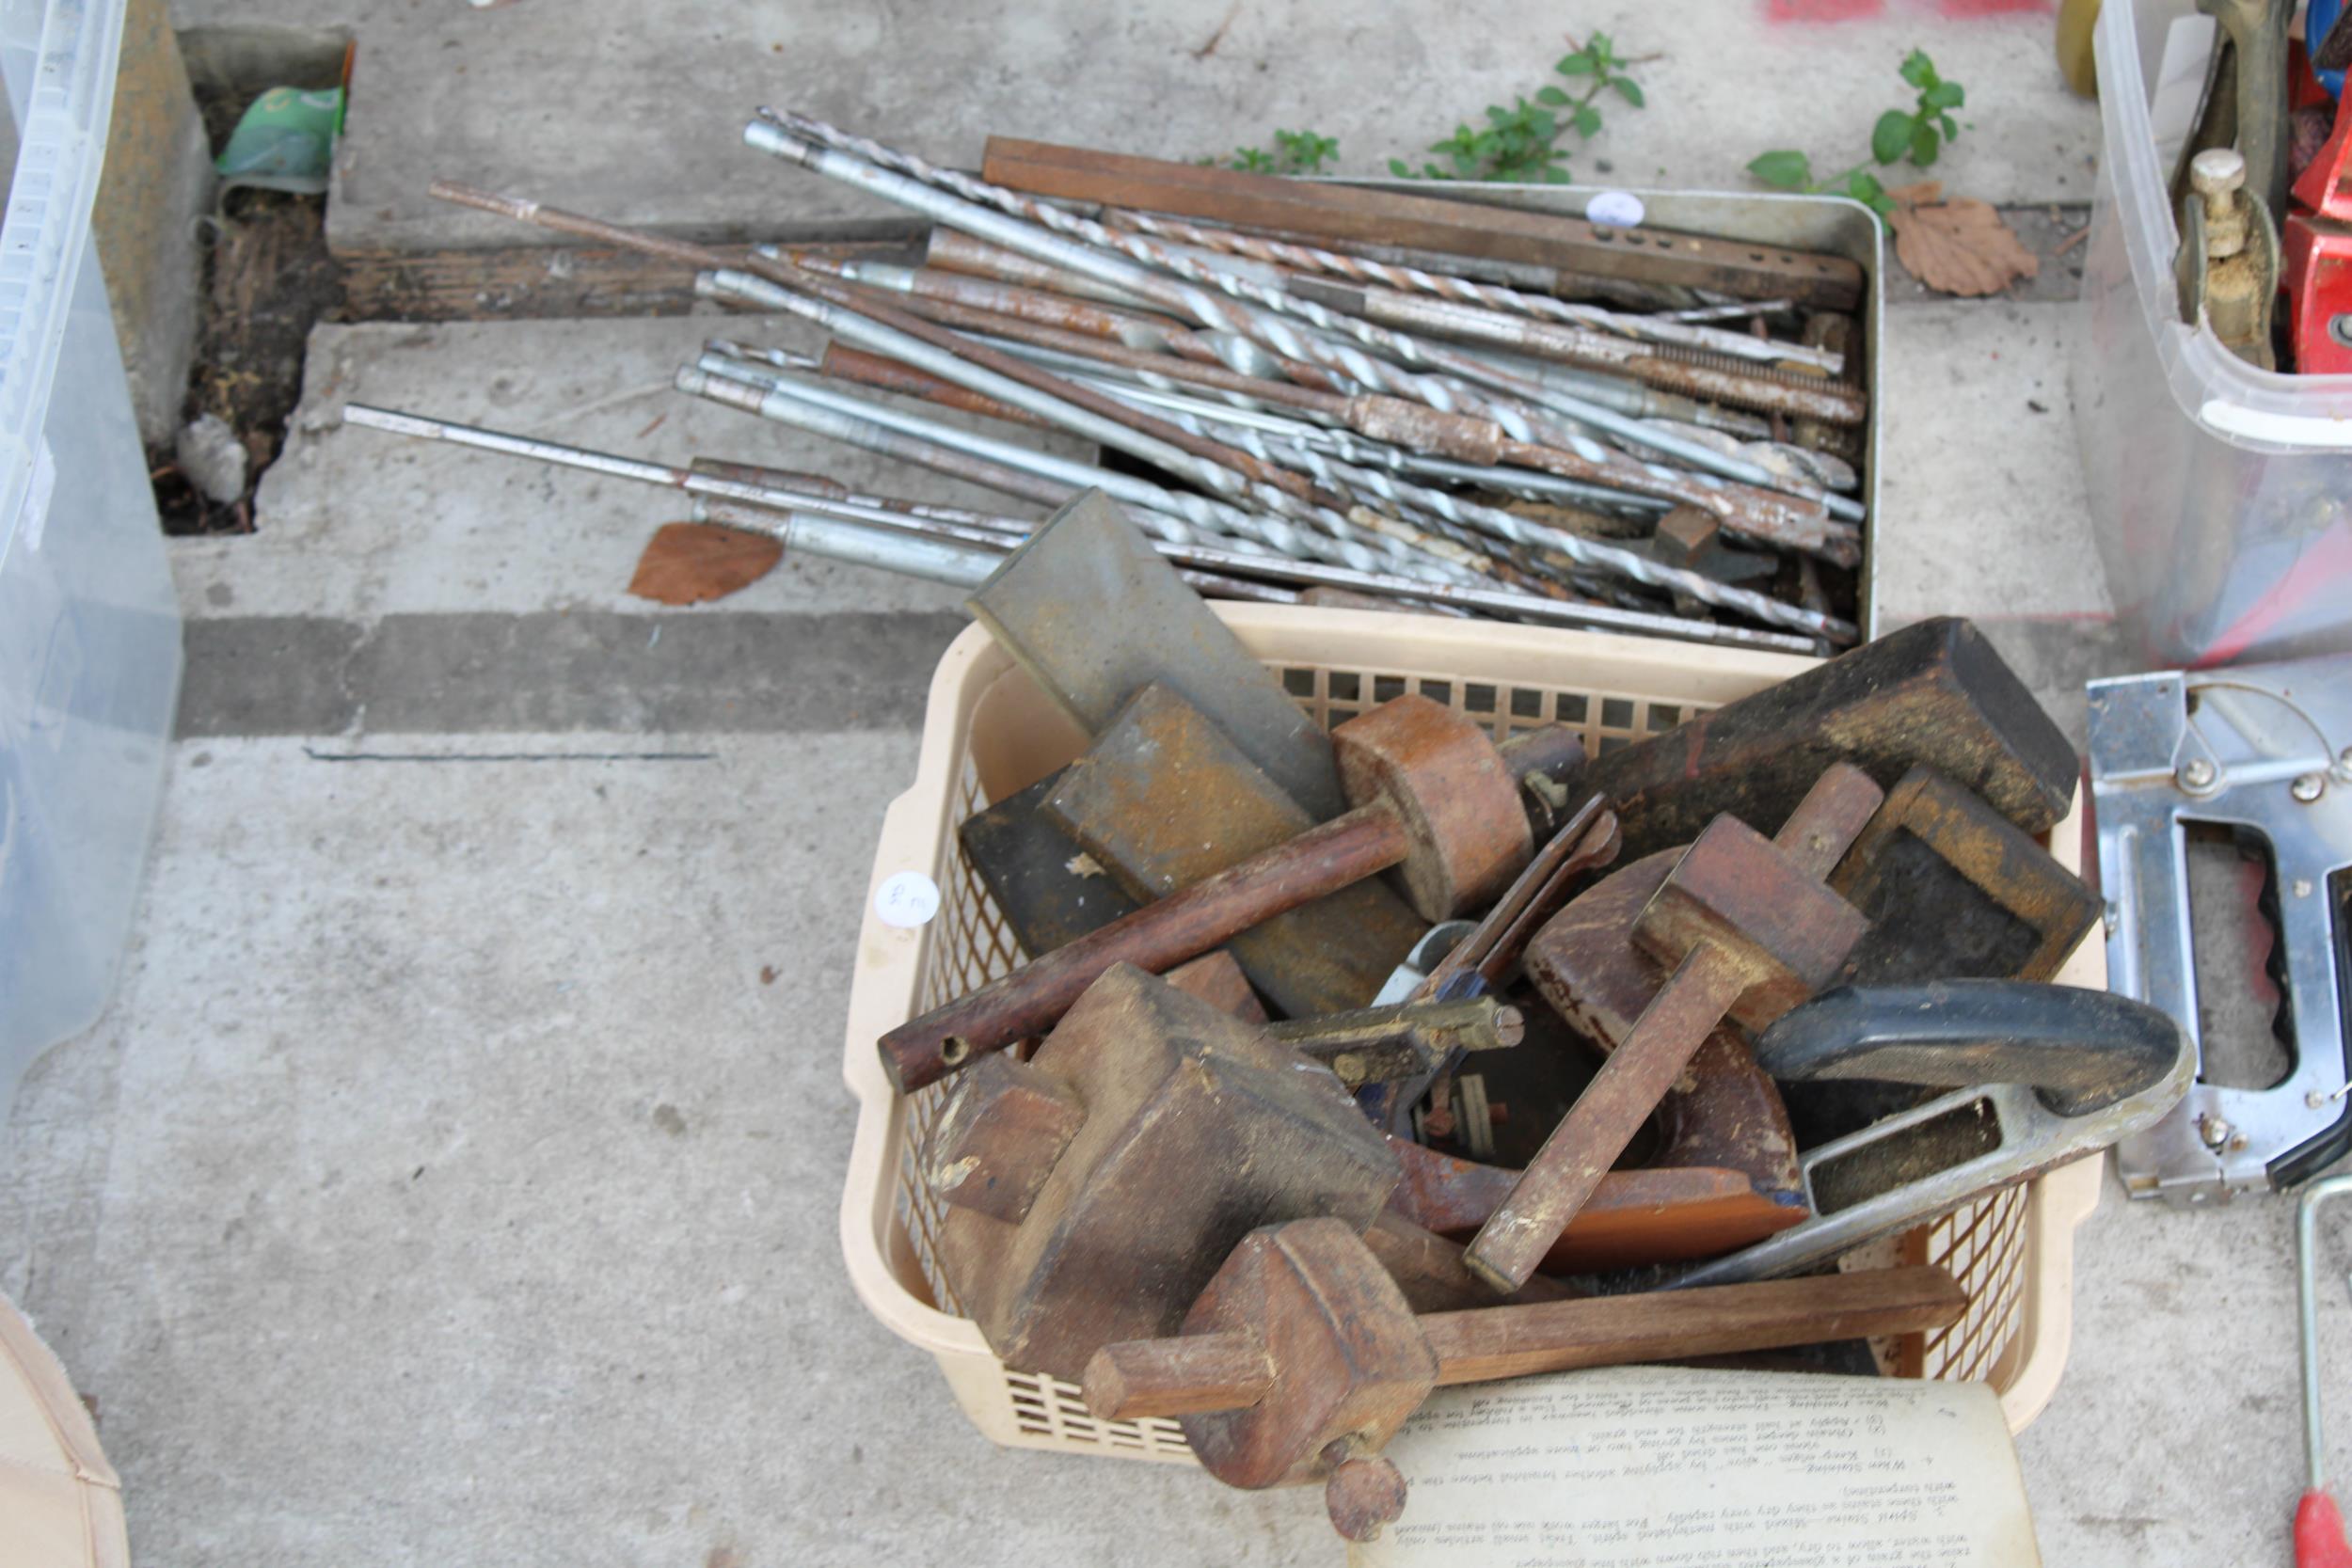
[966,492,1345,818]
[1636,815,1870,1032]
[959,769,1141,959]
[1831,766,2101,986]
[1582,617,2077,862]
[1046,684,1423,1017]
[923,1054,1086,1227]
[929,966,1398,1380]
[1180,1219,1439,1491]
[1163,950,1267,1022]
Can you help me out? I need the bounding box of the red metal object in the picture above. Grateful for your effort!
[2284,87,2352,373]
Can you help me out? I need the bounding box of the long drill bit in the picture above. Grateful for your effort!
[339,402,1293,602]
[730,333,1658,522]
[423,179,1470,585]
[683,466,1816,653]
[830,281,1855,563]
[752,111,1863,532]
[1058,372,1857,642]
[697,346,1850,644]
[1094,207,1846,373]
[698,268,1480,585]
[814,249,1778,440]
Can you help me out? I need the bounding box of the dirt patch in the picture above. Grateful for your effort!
[152,185,344,536]
[154,187,344,534]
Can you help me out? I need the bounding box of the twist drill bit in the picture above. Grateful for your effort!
[1097,206,1846,374]
[747,112,1853,531]
[697,267,1476,586]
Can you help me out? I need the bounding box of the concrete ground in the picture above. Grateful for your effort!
[8,5,2346,1565]
[166,0,2103,252]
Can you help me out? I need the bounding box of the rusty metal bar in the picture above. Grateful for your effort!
[975,135,1866,308]
[814,341,1050,427]
[787,252,1189,350]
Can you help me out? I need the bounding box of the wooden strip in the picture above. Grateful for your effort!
[1419,1265,1967,1385]
[1085,1330,1276,1419]
[980,137,1864,309]
[1464,949,1748,1291]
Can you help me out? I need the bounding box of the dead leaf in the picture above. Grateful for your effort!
[1885,179,1943,206]
[1889,198,2040,298]
[628,521,782,605]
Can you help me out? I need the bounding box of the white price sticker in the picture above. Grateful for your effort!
[1586,190,1645,229]
[874,870,942,928]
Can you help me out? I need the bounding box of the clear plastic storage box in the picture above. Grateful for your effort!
[2074,0,2352,667]
[0,0,182,1118]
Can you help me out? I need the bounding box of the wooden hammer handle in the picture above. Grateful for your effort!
[1462,767,1883,1293]
[1421,1264,1967,1386]
[1771,760,1884,880]
[877,802,1407,1093]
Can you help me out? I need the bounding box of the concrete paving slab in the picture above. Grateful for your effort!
[165,0,2100,255]
[0,734,1335,1566]
[2022,1166,2352,1568]
[1873,297,2110,627]
[179,313,1096,625]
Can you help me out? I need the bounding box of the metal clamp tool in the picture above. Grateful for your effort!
[1670,981,2191,1288]
[2090,660,2352,1203]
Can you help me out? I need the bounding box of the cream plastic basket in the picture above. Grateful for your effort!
[839,606,2106,1459]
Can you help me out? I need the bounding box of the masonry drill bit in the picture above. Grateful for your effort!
[1038,372,1853,641]
[747,113,1842,521]
[685,348,1406,577]
[924,228,1170,311]
[810,252,1774,440]
[1283,277,1867,426]
[698,268,1476,586]
[924,309,1854,562]
[775,255,1851,560]
[969,332,1653,518]
[342,400,1297,602]
[771,112,1866,533]
[423,176,1459,580]
[1095,207,1846,374]
[684,353,1823,635]
[679,450,1817,652]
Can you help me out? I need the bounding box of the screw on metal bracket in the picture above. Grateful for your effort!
[2179,755,2221,793]
[2201,1114,2237,1149]
[2297,772,2332,802]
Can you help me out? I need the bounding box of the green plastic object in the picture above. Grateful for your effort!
[215,86,343,194]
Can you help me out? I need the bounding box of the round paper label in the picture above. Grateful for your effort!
[874,870,942,928]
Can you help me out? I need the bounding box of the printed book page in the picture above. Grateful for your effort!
[1351,1366,2041,1568]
